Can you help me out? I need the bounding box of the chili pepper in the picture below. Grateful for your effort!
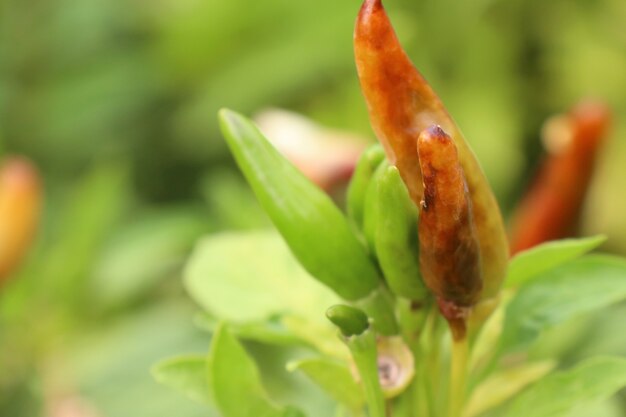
[347,144,385,237]
[219,109,381,301]
[509,100,611,254]
[361,159,388,255]
[0,157,41,285]
[417,126,482,339]
[354,0,508,303]
[374,165,427,301]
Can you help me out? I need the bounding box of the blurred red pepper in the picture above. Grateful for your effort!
[0,157,42,285]
[509,100,611,254]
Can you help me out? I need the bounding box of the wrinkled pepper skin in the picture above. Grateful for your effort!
[0,157,41,284]
[417,126,482,310]
[355,0,508,301]
[509,101,611,254]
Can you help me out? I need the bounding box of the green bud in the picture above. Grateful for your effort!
[326,304,370,337]
[362,160,388,255]
[374,166,428,300]
[219,109,380,300]
[346,144,385,233]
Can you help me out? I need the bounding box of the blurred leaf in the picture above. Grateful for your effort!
[506,236,606,288]
[281,316,348,359]
[184,230,339,324]
[201,170,269,230]
[151,355,210,405]
[287,358,364,409]
[64,301,212,417]
[209,323,298,417]
[218,109,379,300]
[1,163,130,318]
[502,255,626,354]
[90,207,211,309]
[567,399,624,417]
[194,313,303,347]
[464,360,555,417]
[505,356,626,417]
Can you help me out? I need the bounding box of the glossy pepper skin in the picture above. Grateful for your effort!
[509,101,611,254]
[0,157,41,284]
[354,0,508,303]
[417,126,482,307]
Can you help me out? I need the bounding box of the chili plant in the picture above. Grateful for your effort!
[153,1,626,416]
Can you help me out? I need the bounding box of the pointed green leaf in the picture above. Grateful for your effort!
[151,355,211,405]
[287,358,364,409]
[219,109,379,300]
[506,357,626,417]
[209,323,289,417]
[502,255,626,354]
[506,235,606,288]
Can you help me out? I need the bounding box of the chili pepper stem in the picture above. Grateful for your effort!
[448,335,469,417]
[348,330,387,417]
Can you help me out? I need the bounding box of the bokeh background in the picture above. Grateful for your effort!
[1,0,625,416]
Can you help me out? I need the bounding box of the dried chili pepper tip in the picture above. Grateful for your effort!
[417,126,462,173]
[417,126,468,213]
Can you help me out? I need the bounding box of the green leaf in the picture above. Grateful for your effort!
[501,255,626,354]
[218,109,380,300]
[92,207,211,309]
[209,323,296,417]
[151,355,211,405]
[505,356,626,417]
[184,230,339,325]
[287,358,364,409]
[506,235,606,288]
[193,313,303,346]
[463,360,555,417]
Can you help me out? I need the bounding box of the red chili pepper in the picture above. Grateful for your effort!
[417,126,482,339]
[509,100,611,254]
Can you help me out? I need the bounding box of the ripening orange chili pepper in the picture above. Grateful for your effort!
[509,100,611,254]
[0,157,41,285]
[354,0,508,305]
[417,126,482,339]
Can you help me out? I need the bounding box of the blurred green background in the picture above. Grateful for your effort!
[1,0,625,416]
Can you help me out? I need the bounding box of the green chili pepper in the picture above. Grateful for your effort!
[219,109,380,301]
[374,165,427,300]
[361,160,389,256]
[347,144,385,234]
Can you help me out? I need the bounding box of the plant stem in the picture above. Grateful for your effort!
[448,335,469,417]
[356,285,399,336]
[348,330,386,417]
